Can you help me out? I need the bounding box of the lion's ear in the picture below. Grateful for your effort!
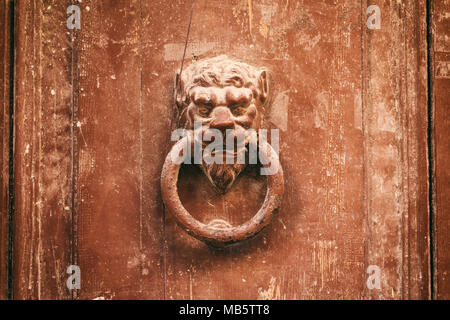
[258,69,269,104]
[174,72,184,109]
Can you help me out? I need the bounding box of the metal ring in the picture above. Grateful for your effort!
[160,136,284,247]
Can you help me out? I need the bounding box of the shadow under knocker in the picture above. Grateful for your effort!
[160,55,284,247]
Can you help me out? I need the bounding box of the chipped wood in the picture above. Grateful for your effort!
[12,0,75,299]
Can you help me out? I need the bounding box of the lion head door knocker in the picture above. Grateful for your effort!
[160,55,284,247]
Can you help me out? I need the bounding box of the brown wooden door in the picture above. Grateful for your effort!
[0,0,449,300]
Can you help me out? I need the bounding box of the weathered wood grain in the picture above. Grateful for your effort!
[159,0,430,300]
[12,0,74,299]
[362,0,430,299]
[76,0,164,299]
[0,0,12,300]
[433,0,450,300]
[159,0,365,299]
[4,0,438,300]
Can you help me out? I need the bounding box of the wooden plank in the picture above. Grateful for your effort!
[76,0,164,299]
[361,0,430,299]
[4,0,432,299]
[12,0,75,299]
[403,0,430,299]
[0,0,12,300]
[433,0,450,300]
[161,0,366,299]
[152,0,431,300]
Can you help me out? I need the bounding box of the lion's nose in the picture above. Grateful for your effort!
[210,107,234,130]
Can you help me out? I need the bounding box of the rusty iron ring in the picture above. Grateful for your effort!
[160,135,284,247]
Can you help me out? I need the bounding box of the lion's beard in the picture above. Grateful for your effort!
[195,128,252,193]
[200,158,247,193]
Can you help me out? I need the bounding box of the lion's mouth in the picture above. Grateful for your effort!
[209,145,248,155]
[200,161,247,193]
[199,145,249,193]
[193,132,254,192]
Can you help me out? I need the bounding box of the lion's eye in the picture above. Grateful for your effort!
[197,105,211,117]
[231,104,247,116]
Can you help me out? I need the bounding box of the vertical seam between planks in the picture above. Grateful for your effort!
[7,0,15,300]
[139,0,144,296]
[404,0,410,300]
[360,0,370,300]
[37,0,43,299]
[425,0,435,300]
[401,0,409,300]
[70,0,80,301]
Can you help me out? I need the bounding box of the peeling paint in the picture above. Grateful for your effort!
[269,91,289,131]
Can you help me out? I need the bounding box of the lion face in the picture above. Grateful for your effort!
[175,55,269,192]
